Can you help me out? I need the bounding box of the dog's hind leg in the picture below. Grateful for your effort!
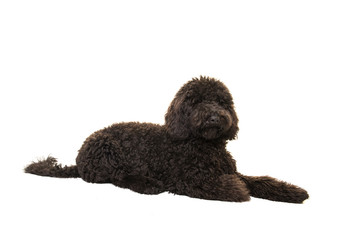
[111,173,165,195]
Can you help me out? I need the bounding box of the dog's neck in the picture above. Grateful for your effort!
[180,137,228,149]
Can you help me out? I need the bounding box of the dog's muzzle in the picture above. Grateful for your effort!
[191,104,233,140]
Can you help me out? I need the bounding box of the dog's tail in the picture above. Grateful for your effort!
[25,156,80,178]
[238,174,309,204]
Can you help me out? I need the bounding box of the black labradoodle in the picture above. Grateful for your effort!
[25,76,309,203]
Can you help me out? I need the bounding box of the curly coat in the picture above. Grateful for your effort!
[25,76,309,203]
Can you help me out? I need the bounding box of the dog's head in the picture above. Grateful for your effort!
[165,76,239,141]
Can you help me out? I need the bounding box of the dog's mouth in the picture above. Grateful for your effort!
[201,126,223,140]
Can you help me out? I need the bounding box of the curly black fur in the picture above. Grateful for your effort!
[25,76,309,203]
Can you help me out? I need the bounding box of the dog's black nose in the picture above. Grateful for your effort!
[209,115,220,124]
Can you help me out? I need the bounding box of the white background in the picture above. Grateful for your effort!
[1,1,359,239]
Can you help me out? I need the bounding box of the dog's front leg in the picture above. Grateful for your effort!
[182,174,251,202]
[237,173,309,203]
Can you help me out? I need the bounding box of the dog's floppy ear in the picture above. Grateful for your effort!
[165,93,191,140]
[224,106,239,140]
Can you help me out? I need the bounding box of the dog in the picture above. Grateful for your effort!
[25,76,309,203]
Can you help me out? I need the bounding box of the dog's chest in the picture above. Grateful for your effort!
[177,143,236,175]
